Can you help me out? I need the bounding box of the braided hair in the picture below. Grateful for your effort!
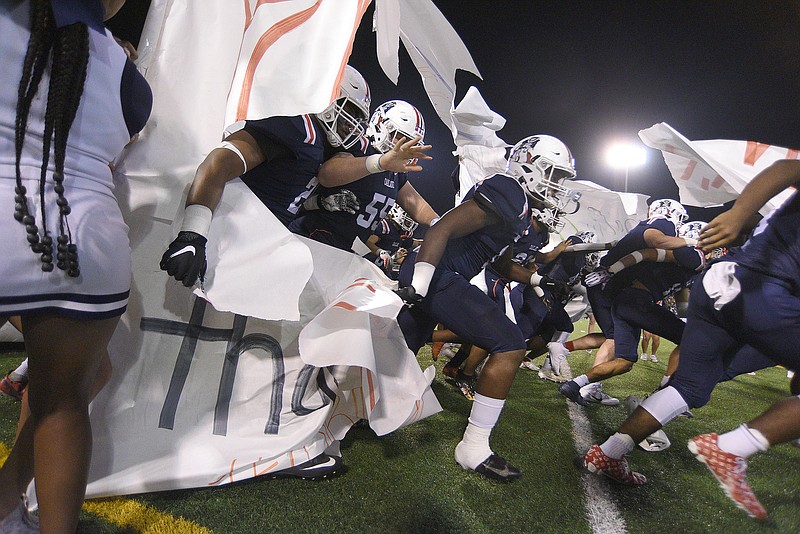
[13,0,89,277]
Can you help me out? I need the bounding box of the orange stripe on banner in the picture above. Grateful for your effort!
[257,461,279,476]
[327,0,372,104]
[333,301,357,311]
[303,446,311,461]
[788,148,800,159]
[229,459,237,484]
[253,457,263,477]
[366,369,376,409]
[207,473,227,486]
[236,1,324,120]
[289,450,295,467]
[679,159,696,181]
[743,140,771,166]
[345,279,377,293]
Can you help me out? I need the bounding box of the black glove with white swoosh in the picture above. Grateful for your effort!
[160,231,207,287]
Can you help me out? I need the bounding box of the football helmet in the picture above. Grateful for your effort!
[507,135,578,213]
[648,198,688,228]
[316,65,371,149]
[387,204,419,233]
[366,100,425,154]
[575,231,596,244]
[678,220,707,240]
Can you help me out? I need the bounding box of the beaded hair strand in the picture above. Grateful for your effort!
[13,0,89,276]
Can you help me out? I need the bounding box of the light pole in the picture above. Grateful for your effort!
[606,143,647,193]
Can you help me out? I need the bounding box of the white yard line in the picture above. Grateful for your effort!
[563,360,628,534]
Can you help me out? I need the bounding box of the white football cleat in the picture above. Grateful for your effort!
[580,382,619,406]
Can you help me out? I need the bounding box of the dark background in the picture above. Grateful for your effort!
[109,1,800,221]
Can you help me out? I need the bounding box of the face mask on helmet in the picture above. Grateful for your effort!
[678,220,706,240]
[532,206,565,232]
[387,204,419,233]
[575,231,596,244]
[366,100,425,155]
[316,65,371,149]
[507,135,577,212]
[648,198,688,228]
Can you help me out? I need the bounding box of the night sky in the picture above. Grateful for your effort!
[110,1,800,220]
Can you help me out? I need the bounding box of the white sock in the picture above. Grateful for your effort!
[456,393,505,470]
[468,392,505,428]
[717,424,769,458]
[11,358,28,379]
[600,432,636,459]
[573,374,590,387]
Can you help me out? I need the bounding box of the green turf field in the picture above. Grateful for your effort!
[1,321,798,532]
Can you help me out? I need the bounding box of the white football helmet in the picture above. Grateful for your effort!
[316,65,371,149]
[576,231,596,244]
[648,198,688,228]
[678,220,707,240]
[387,204,418,233]
[507,135,578,214]
[366,100,425,154]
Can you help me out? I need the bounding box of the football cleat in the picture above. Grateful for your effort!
[583,444,647,486]
[472,453,522,482]
[538,368,568,383]
[0,373,27,401]
[453,372,476,401]
[559,380,590,406]
[269,453,343,480]
[580,382,620,406]
[519,359,540,371]
[688,434,767,519]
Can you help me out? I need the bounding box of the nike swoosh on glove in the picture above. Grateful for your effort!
[160,231,207,287]
[394,286,423,307]
[319,189,360,214]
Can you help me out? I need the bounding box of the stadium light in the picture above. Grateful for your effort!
[606,143,647,193]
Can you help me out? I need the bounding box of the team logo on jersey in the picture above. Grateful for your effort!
[384,176,395,188]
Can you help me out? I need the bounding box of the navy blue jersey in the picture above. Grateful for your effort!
[606,246,704,300]
[511,223,550,267]
[440,174,531,280]
[600,216,678,267]
[735,191,800,288]
[240,115,364,226]
[291,170,407,250]
[538,234,587,283]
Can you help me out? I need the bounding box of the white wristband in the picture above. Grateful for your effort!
[533,286,545,298]
[656,249,667,262]
[411,261,436,297]
[683,237,698,247]
[530,272,543,286]
[219,141,247,174]
[181,204,213,237]
[610,250,642,274]
[365,154,384,174]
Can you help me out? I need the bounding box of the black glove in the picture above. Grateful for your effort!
[394,286,423,307]
[538,275,569,295]
[319,189,360,214]
[160,231,207,287]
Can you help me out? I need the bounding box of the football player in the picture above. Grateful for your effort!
[547,198,696,397]
[364,205,422,278]
[583,159,800,520]
[395,135,577,481]
[289,99,437,252]
[160,68,428,287]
